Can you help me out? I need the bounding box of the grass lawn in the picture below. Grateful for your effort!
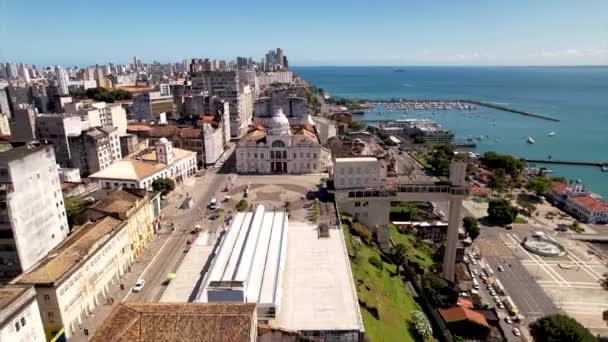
[342,224,420,342]
[388,225,434,271]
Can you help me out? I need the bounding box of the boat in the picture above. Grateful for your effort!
[393,68,405,72]
[602,165,608,172]
[527,137,535,144]
[549,132,556,137]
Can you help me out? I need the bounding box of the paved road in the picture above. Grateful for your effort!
[126,149,235,302]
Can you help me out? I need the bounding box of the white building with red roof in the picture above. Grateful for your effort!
[550,181,608,224]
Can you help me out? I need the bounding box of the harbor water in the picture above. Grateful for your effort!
[293,66,608,196]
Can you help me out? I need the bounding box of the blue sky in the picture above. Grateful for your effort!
[1,0,607,66]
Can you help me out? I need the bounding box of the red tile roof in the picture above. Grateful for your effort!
[572,195,608,213]
[551,181,568,194]
[457,297,474,309]
[127,124,152,132]
[439,306,490,328]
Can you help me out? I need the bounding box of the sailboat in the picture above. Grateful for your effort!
[527,137,535,144]
[549,132,556,137]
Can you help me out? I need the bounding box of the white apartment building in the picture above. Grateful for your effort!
[35,113,84,167]
[0,113,10,136]
[332,157,387,190]
[69,127,122,176]
[11,216,131,340]
[0,286,46,342]
[54,66,69,96]
[257,71,293,87]
[0,144,69,279]
[90,138,197,190]
[64,101,128,135]
[0,89,10,118]
[191,71,253,138]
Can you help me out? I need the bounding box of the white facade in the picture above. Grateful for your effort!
[236,109,323,174]
[65,101,128,135]
[0,112,10,136]
[0,286,46,342]
[202,101,231,165]
[55,66,69,96]
[257,71,293,87]
[90,141,198,191]
[0,144,69,278]
[332,157,386,190]
[12,217,132,339]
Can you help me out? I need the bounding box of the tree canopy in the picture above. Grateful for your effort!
[428,144,455,177]
[526,176,551,196]
[487,198,518,225]
[463,216,480,240]
[479,151,525,177]
[423,273,451,307]
[393,243,408,266]
[64,196,85,229]
[151,178,175,196]
[489,168,507,192]
[530,314,597,342]
[83,87,131,103]
[348,121,366,131]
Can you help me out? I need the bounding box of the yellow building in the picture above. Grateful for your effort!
[83,188,161,259]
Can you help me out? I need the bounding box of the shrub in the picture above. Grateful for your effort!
[411,311,433,339]
[352,222,373,244]
[368,256,383,270]
[152,178,175,196]
[236,199,248,212]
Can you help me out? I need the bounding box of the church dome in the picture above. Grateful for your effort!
[269,108,290,136]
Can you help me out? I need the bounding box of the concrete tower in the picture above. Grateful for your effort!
[442,160,467,281]
[155,137,174,164]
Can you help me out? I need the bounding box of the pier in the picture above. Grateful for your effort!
[526,159,608,169]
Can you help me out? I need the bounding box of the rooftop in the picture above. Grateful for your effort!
[335,156,379,163]
[87,188,147,218]
[89,147,195,181]
[200,206,287,310]
[551,181,568,194]
[0,286,28,312]
[439,306,490,328]
[0,143,50,162]
[11,216,124,285]
[91,302,256,342]
[160,233,216,303]
[239,124,319,145]
[572,194,608,212]
[275,221,364,332]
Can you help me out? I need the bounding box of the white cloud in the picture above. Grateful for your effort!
[531,48,607,58]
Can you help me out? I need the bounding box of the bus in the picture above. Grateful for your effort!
[503,296,519,315]
[492,279,505,296]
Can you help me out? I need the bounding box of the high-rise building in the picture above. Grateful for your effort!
[0,143,69,278]
[9,104,37,145]
[0,87,11,118]
[55,66,69,95]
[0,113,11,136]
[276,48,284,68]
[191,71,252,137]
[6,63,19,80]
[18,64,30,84]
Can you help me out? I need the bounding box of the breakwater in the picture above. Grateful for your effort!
[362,98,561,122]
[526,159,607,168]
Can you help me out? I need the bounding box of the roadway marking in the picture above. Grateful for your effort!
[545,235,604,281]
[507,234,569,287]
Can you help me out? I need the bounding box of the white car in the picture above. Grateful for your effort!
[513,328,521,337]
[498,265,504,272]
[133,279,145,292]
[497,302,504,309]
[504,317,512,324]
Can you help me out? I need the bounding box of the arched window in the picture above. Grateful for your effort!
[272,140,286,148]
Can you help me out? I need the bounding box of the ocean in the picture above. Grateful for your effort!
[292,66,608,197]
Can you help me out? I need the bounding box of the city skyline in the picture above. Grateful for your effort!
[1,0,607,66]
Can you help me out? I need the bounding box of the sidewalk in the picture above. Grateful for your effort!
[70,228,173,341]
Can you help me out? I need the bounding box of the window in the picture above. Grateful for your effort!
[307,153,310,158]
[282,151,287,159]
[15,321,20,332]
[48,312,54,320]
[43,295,50,301]
[272,140,286,148]
[260,153,264,159]
[313,153,317,158]
[300,153,304,158]
[21,317,26,327]
[293,153,297,158]
[270,151,274,159]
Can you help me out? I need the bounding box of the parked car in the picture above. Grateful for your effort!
[133,279,145,292]
[512,328,521,337]
[497,302,504,309]
[498,265,504,272]
[505,317,512,324]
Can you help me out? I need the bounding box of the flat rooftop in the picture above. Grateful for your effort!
[335,156,378,163]
[275,221,364,332]
[200,205,287,309]
[160,232,216,303]
[0,286,29,311]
